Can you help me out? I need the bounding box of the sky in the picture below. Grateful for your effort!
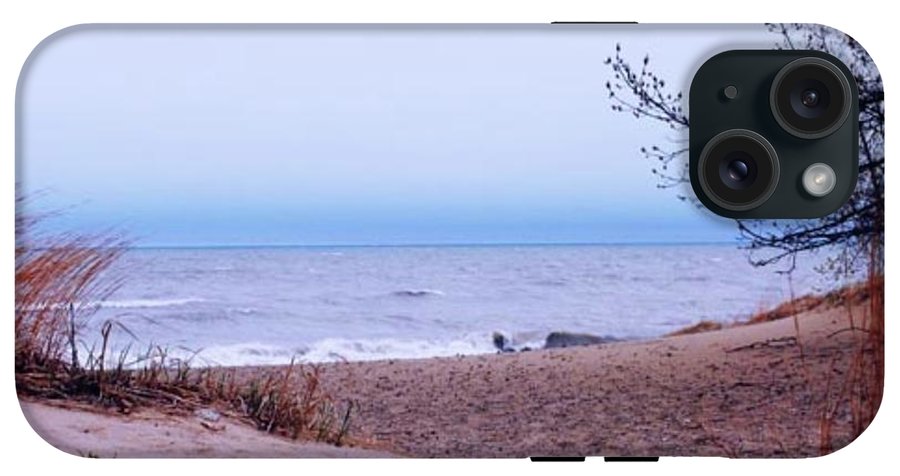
[18,25,776,247]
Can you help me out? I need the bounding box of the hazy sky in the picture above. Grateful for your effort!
[19,25,775,246]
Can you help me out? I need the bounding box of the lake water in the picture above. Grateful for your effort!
[85,244,831,365]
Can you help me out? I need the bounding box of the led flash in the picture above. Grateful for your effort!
[802,163,836,197]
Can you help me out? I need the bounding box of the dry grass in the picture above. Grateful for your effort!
[15,201,356,446]
[665,320,723,337]
[667,264,884,455]
[15,197,126,374]
[817,249,884,454]
[744,281,875,326]
[667,279,880,338]
[18,341,356,445]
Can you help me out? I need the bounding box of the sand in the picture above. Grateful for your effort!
[20,401,395,458]
[20,299,873,458]
[314,302,870,457]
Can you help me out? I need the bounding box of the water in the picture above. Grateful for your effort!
[85,244,830,365]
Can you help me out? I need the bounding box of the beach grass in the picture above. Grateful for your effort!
[668,277,882,336]
[668,272,884,454]
[15,205,355,446]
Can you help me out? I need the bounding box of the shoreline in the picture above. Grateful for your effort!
[312,287,873,457]
[21,287,875,458]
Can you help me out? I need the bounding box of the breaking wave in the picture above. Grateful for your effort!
[391,289,446,298]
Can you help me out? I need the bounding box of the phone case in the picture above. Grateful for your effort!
[15,24,884,459]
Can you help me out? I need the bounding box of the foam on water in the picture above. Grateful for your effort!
[194,334,499,366]
[96,298,207,309]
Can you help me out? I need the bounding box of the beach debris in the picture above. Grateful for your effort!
[195,408,225,431]
[200,420,227,432]
[194,408,221,423]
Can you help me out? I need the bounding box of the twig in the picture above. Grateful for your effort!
[67,303,79,373]
[725,336,798,353]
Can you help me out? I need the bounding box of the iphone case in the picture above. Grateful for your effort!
[15,24,884,458]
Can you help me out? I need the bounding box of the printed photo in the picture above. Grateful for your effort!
[15,24,883,458]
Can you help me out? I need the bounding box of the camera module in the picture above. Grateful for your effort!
[690,50,858,218]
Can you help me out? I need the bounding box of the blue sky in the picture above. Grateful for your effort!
[19,25,775,246]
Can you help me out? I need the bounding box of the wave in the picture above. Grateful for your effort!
[97,297,206,309]
[193,342,302,366]
[193,329,626,366]
[195,334,496,366]
[153,327,628,367]
[391,289,446,298]
[531,278,567,287]
[226,307,258,316]
[18,297,206,312]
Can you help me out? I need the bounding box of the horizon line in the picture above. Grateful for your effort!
[127,239,741,250]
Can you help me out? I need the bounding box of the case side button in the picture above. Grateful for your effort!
[604,456,659,462]
[550,21,639,24]
[529,456,586,462]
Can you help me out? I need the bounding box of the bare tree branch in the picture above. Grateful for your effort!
[606,25,884,275]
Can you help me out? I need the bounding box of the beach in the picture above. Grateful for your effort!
[20,401,395,458]
[308,298,867,457]
[23,293,873,458]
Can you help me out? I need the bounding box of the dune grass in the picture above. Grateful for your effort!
[14,204,355,446]
[667,278,881,337]
[666,269,884,455]
[818,256,884,454]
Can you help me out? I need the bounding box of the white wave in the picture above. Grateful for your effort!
[18,297,205,312]
[194,342,302,366]
[391,289,446,298]
[195,334,497,366]
[226,307,258,315]
[97,297,206,309]
[303,335,493,362]
[492,330,547,352]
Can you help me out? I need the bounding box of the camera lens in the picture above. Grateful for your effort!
[698,129,779,211]
[720,153,756,190]
[726,159,748,182]
[800,89,820,108]
[770,57,852,139]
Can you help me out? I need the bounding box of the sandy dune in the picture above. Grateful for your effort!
[314,302,871,457]
[20,401,395,458]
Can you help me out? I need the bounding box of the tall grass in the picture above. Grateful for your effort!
[15,197,126,372]
[818,240,884,454]
[15,200,356,446]
[663,258,884,454]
